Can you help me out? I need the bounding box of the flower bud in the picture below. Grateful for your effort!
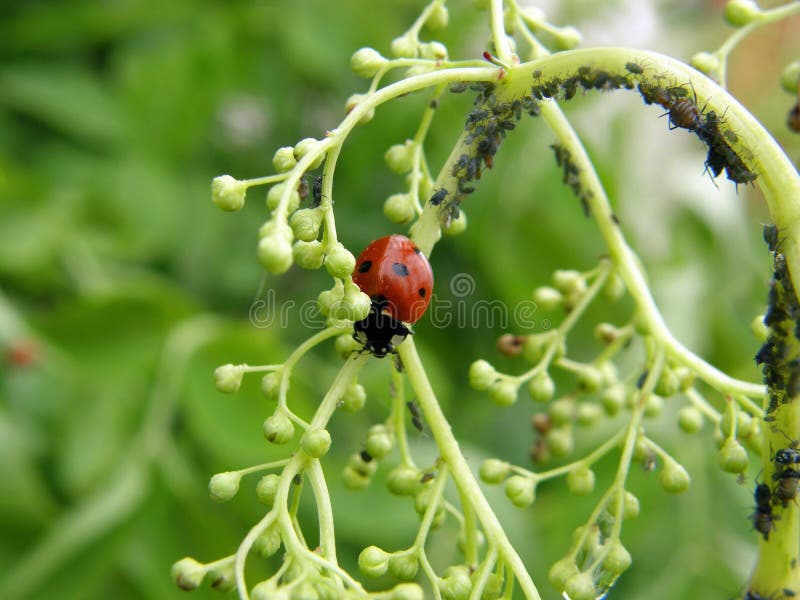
[420,41,448,60]
[209,471,241,502]
[724,0,761,27]
[659,460,690,493]
[384,140,415,174]
[564,573,595,600]
[345,93,375,125]
[214,364,244,393]
[256,473,280,506]
[488,380,518,406]
[258,234,294,275]
[781,62,800,94]
[267,182,301,212]
[172,557,207,590]
[469,359,497,390]
[718,438,748,473]
[603,273,625,301]
[643,394,664,418]
[528,372,555,403]
[602,540,632,575]
[261,372,280,399]
[566,466,595,496]
[601,384,626,415]
[290,208,323,242]
[351,47,387,78]
[263,412,295,444]
[553,26,581,51]
[359,546,389,577]
[390,34,418,58]
[549,397,576,425]
[426,3,449,29]
[253,524,282,557]
[318,280,345,316]
[690,52,720,76]
[576,403,603,426]
[440,566,472,600]
[547,427,574,457]
[548,558,578,591]
[391,583,424,600]
[389,554,419,580]
[385,466,421,497]
[678,405,703,433]
[208,561,235,592]
[480,458,511,484]
[343,281,372,321]
[384,193,415,224]
[532,286,562,311]
[342,465,371,490]
[594,322,619,344]
[293,240,325,270]
[365,424,394,459]
[504,475,535,507]
[271,146,297,172]
[341,382,367,411]
[577,366,603,393]
[674,366,695,391]
[443,210,467,236]
[324,243,356,278]
[293,138,324,169]
[301,427,332,458]
[251,581,279,600]
[622,490,640,520]
[211,175,247,212]
[655,368,679,397]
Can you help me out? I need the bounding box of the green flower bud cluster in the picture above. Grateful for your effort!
[439,565,472,600]
[351,47,388,78]
[318,279,370,323]
[552,269,587,312]
[342,451,378,490]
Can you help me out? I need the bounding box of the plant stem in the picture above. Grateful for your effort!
[397,338,542,600]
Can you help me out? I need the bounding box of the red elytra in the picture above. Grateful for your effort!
[352,234,433,324]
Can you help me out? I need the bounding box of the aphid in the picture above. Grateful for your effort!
[449,82,468,93]
[407,401,424,432]
[667,97,703,130]
[531,414,552,436]
[352,235,434,357]
[312,175,323,207]
[764,224,781,253]
[625,61,645,75]
[457,179,475,195]
[751,482,779,539]
[298,177,309,201]
[429,188,448,206]
[788,102,800,134]
[772,467,800,507]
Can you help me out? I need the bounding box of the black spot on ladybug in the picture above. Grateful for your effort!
[393,263,410,277]
[419,288,426,297]
[358,261,372,273]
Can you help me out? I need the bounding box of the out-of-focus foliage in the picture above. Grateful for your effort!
[0,1,798,599]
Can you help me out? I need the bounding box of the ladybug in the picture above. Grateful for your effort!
[352,235,433,357]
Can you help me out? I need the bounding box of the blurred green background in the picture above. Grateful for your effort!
[1,1,798,598]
